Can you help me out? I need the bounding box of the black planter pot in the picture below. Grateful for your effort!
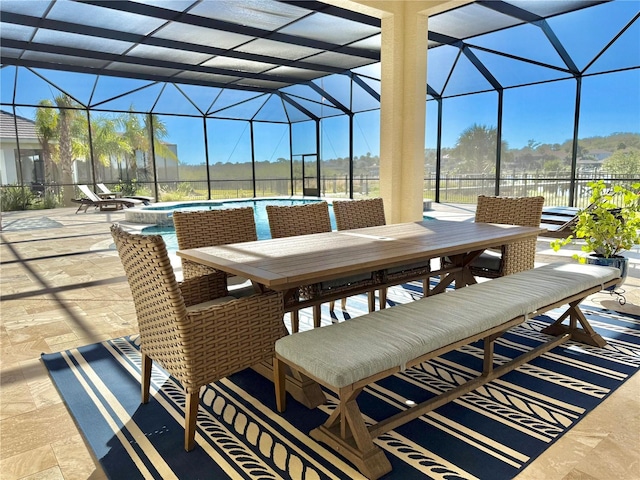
[584,254,628,290]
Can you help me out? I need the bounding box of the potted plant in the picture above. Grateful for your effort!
[551,180,640,289]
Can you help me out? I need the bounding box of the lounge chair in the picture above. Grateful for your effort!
[96,183,153,204]
[72,185,144,213]
[539,205,582,238]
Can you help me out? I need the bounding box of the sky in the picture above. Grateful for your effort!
[2,0,638,164]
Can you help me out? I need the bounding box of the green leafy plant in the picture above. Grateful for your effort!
[551,180,640,260]
[0,185,35,211]
[115,179,153,198]
[41,192,59,209]
[115,179,139,196]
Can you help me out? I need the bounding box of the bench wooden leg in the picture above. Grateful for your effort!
[367,290,376,312]
[311,388,392,480]
[422,277,430,297]
[483,337,495,375]
[541,300,607,347]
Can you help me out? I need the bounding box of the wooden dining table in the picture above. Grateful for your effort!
[177,219,542,305]
[177,219,542,408]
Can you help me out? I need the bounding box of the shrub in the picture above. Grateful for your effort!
[41,192,59,209]
[0,185,35,211]
[115,179,138,197]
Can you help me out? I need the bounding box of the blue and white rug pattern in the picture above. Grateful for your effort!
[42,283,640,479]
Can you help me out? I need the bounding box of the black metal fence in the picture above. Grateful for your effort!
[2,173,637,211]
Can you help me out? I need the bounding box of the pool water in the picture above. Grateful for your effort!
[141,199,337,250]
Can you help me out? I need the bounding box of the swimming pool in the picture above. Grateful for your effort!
[140,199,337,250]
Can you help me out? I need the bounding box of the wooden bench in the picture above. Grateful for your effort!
[273,262,620,479]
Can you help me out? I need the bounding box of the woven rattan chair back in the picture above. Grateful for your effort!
[173,207,257,290]
[111,225,194,384]
[266,201,332,238]
[265,202,331,331]
[333,198,386,231]
[173,207,257,248]
[333,197,431,308]
[475,195,544,227]
[472,195,544,277]
[110,224,285,451]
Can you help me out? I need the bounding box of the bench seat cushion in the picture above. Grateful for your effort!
[275,263,619,389]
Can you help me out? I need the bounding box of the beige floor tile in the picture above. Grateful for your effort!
[1,339,54,364]
[4,321,73,345]
[22,302,74,316]
[0,445,58,480]
[0,395,36,421]
[573,434,640,479]
[20,358,62,410]
[18,467,65,480]
[43,333,80,349]
[0,327,11,348]
[0,403,79,460]
[561,469,600,480]
[51,435,106,480]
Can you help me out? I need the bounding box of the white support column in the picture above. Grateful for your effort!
[377,2,429,223]
[323,0,469,222]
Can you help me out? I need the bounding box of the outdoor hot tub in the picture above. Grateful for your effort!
[124,198,333,228]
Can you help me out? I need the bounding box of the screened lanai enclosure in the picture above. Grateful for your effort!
[1,0,638,211]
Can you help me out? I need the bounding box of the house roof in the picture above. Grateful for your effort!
[0,109,38,140]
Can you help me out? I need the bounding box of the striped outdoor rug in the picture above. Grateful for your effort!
[42,283,640,479]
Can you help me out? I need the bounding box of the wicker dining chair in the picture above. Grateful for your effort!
[173,207,257,297]
[465,195,544,278]
[266,201,374,332]
[333,198,431,310]
[266,202,331,332]
[110,225,284,451]
[267,201,332,238]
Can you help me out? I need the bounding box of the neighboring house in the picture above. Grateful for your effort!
[577,149,612,172]
[0,110,44,187]
[589,149,613,162]
[0,109,179,188]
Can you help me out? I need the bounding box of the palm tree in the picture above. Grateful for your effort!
[118,109,176,182]
[118,109,145,180]
[34,100,58,186]
[45,94,89,205]
[80,114,132,179]
[35,95,85,205]
[453,123,500,175]
[144,113,177,176]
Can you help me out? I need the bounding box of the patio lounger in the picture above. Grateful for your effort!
[72,185,143,213]
[96,183,153,204]
[539,205,592,238]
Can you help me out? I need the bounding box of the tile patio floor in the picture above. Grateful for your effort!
[0,204,638,479]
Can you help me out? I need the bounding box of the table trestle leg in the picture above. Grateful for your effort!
[310,386,392,480]
[541,300,607,347]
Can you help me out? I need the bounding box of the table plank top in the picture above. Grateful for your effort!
[177,220,541,290]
